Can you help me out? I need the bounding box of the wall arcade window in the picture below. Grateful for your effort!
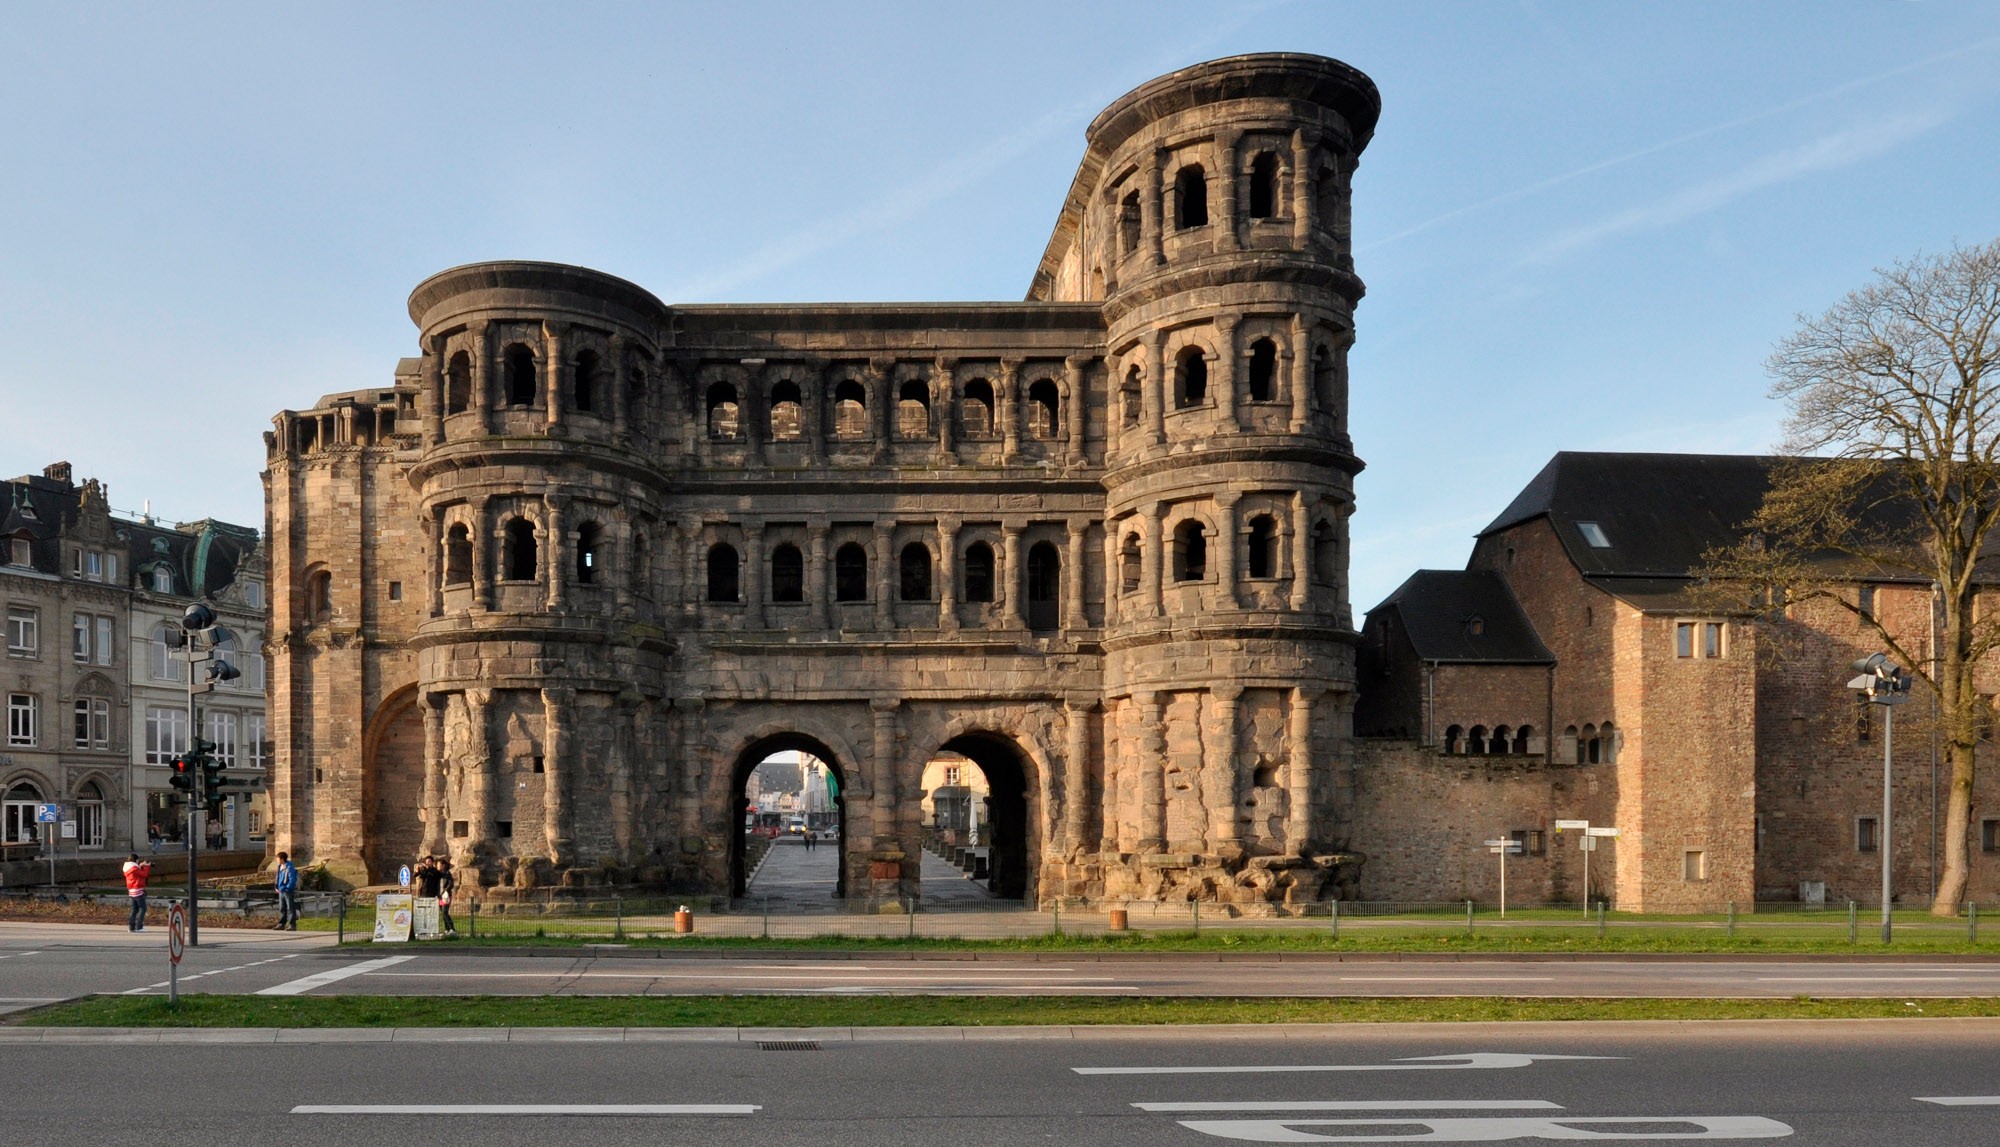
[899,543,931,601]
[1247,338,1277,402]
[502,519,538,581]
[834,543,869,602]
[574,522,601,586]
[769,381,804,441]
[1173,163,1208,228]
[706,382,741,439]
[1175,347,1207,408]
[961,379,995,437]
[1027,380,1060,439]
[832,379,868,439]
[1248,152,1280,218]
[770,544,804,603]
[706,544,740,603]
[444,525,472,586]
[504,344,537,406]
[963,542,995,603]
[897,380,930,437]
[1025,542,1060,631]
[1247,515,1279,579]
[1119,534,1141,594]
[572,349,599,413]
[1172,520,1208,582]
[445,351,471,415]
[1119,189,1141,255]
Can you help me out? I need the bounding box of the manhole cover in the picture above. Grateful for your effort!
[755,1040,821,1051]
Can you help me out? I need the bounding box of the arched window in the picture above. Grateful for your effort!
[152,564,174,594]
[1175,347,1207,408]
[962,379,995,437]
[1513,726,1533,755]
[1172,520,1207,582]
[1313,345,1336,412]
[1027,380,1060,439]
[1581,723,1599,764]
[573,349,599,413]
[1468,725,1488,755]
[1174,164,1208,229]
[1248,152,1280,219]
[1247,338,1277,402]
[503,519,537,581]
[1598,721,1618,764]
[963,542,995,603]
[770,543,804,603]
[574,522,601,586]
[504,344,537,406]
[1444,724,1462,754]
[1026,542,1060,631]
[1121,366,1143,427]
[627,368,647,423]
[445,351,471,415]
[1119,533,1141,594]
[706,382,741,439]
[1561,725,1580,763]
[305,569,332,621]
[897,380,930,438]
[3,781,45,845]
[631,529,649,596]
[1119,189,1141,256]
[899,542,931,601]
[74,779,105,848]
[706,544,740,603]
[1490,725,1511,756]
[769,381,803,441]
[1312,521,1337,585]
[1246,515,1279,579]
[834,543,868,602]
[833,379,867,439]
[443,524,471,586]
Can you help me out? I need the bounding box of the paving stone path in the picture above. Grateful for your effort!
[744,836,1004,914]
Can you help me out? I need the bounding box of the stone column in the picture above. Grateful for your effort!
[808,522,830,630]
[869,358,894,463]
[870,698,899,847]
[1063,356,1088,467]
[542,322,566,430]
[609,333,628,437]
[1145,331,1167,447]
[1287,686,1316,854]
[1290,491,1312,612]
[542,686,573,866]
[1208,685,1243,852]
[422,336,444,447]
[743,363,767,467]
[1289,314,1311,433]
[419,693,447,857]
[1064,518,1090,630]
[1218,130,1241,252]
[1214,314,1241,431]
[873,521,894,630]
[1000,523,1024,629]
[1291,129,1317,247]
[999,357,1022,464]
[1214,491,1240,611]
[1136,691,1165,853]
[937,518,960,631]
[933,357,957,464]
[459,687,494,865]
[543,495,566,610]
[1142,502,1165,619]
[1064,697,1094,855]
[676,696,706,841]
[426,508,445,618]
[612,516,634,612]
[472,321,494,435]
[1102,525,1121,627]
[806,361,827,467]
[679,516,703,615]
[1144,149,1165,265]
[744,521,765,629]
[470,497,492,613]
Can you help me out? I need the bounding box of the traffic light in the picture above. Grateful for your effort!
[168,755,195,793]
[199,742,223,795]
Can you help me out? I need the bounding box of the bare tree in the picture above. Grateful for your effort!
[1703,239,2000,915]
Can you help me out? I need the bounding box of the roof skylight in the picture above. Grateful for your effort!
[1577,521,1611,548]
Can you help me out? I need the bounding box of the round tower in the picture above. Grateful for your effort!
[403,262,676,892]
[1088,54,1376,907]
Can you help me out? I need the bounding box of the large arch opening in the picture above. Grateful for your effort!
[928,733,1036,901]
[729,736,848,905]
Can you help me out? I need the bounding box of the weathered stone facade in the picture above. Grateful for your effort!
[266,54,1375,909]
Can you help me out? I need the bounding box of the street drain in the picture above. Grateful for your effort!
[756,1041,821,1052]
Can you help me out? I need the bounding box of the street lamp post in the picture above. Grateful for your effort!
[1847,653,1911,944]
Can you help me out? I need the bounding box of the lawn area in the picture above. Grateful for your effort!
[23,993,2000,1029]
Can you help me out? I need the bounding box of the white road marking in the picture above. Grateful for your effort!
[0,951,41,960]
[292,1104,758,1115]
[255,955,415,996]
[1174,1115,1792,1141]
[801,984,1141,993]
[123,953,304,995]
[367,971,1123,982]
[1135,1101,1564,1112]
[1916,1096,2000,1106]
[1077,1053,1621,1076]
[1332,977,1557,983]
[1753,976,1972,982]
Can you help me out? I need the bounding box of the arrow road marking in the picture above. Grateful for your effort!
[1077,1053,1622,1076]
[293,1104,759,1115]
[255,954,415,996]
[1916,1096,2000,1106]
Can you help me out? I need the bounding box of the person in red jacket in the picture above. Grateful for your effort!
[123,854,152,932]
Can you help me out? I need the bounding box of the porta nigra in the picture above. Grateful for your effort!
[265,54,1374,910]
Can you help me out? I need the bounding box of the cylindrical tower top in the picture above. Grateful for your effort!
[408,260,668,336]
[1085,53,1380,158]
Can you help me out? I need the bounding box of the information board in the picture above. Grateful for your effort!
[412,896,441,940]
[372,892,414,942]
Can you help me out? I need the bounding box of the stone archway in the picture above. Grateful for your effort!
[362,686,424,882]
[935,732,1037,900]
[727,733,850,901]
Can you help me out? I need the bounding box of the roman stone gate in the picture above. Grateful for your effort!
[265,53,1375,910]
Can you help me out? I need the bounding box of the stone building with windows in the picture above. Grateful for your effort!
[266,53,1371,908]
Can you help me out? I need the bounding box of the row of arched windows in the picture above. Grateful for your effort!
[1119,340,1338,426]
[1442,724,1536,756]
[440,345,646,419]
[704,540,1064,628]
[1116,518,1338,592]
[1116,152,1292,255]
[1563,722,1619,765]
[704,376,1062,443]
[440,518,616,587]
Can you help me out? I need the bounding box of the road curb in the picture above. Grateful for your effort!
[325,944,2000,965]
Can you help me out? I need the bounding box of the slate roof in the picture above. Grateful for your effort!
[126,518,261,600]
[1369,570,1553,663]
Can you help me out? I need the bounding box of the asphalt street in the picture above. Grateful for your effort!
[4,1020,1997,1144]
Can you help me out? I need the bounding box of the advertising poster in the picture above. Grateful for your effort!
[372,892,414,942]
[412,896,441,940]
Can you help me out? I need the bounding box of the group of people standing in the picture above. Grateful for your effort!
[413,854,457,936]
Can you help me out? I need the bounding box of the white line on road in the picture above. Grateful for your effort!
[1135,1101,1565,1112]
[124,953,304,995]
[1078,1053,1620,1075]
[0,951,41,961]
[1173,1115,1793,1140]
[367,971,1123,982]
[292,1104,759,1115]
[256,955,416,996]
[1332,977,1557,983]
[1753,977,1973,982]
[1916,1096,2000,1106]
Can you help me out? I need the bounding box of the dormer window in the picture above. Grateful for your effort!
[152,566,173,594]
[7,537,27,566]
[1577,521,1611,548]
[1467,616,1485,637]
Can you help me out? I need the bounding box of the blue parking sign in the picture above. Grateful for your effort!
[34,803,59,824]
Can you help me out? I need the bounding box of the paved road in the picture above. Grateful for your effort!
[745,837,1003,911]
[3,1020,1997,1144]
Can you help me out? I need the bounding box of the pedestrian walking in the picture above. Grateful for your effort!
[122,853,152,932]
[273,850,299,930]
[436,856,457,936]
[146,826,161,855]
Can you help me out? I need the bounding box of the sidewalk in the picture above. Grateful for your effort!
[0,920,338,948]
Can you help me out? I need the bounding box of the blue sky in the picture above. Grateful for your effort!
[3,2,1997,611]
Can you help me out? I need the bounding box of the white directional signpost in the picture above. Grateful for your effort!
[1484,837,1524,917]
[1554,819,1617,915]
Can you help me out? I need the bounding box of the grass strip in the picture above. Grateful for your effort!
[23,994,2000,1029]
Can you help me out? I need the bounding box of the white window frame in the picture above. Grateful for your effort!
[205,711,238,767]
[245,714,266,769]
[153,565,173,593]
[145,707,187,764]
[72,696,110,750]
[5,607,36,657]
[1,798,40,845]
[95,616,113,665]
[7,693,37,747]
[150,625,178,680]
[72,613,90,662]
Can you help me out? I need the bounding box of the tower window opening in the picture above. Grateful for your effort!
[963,541,995,603]
[444,351,471,415]
[706,544,740,603]
[770,543,804,603]
[1121,366,1142,427]
[1174,164,1208,229]
[706,382,741,440]
[503,518,537,581]
[1119,534,1141,594]
[574,522,601,586]
[1312,345,1335,413]
[834,542,869,602]
[305,569,332,622]
[1312,520,1337,584]
[962,379,995,437]
[1175,347,1207,409]
[1026,542,1060,631]
[573,349,599,413]
[1315,163,1340,231]
[832,379,867,439]
[443,524,472,586]
[1248,152,1280,219]
[1247,338,1277,402]
[631,528,649,595]
[1247,515,1278,579]
[897,380,930,437]
[1444,724,1462,754]
[1467,725,1488,755]
[1119,189,1141,256]
[1027,380,1059,439]
[627,368,647,422]
[504,344,537,407]
[769,380,804,441]
[899,542,932,601]
[1172,520,1208,582]
[1513,726,1533,754]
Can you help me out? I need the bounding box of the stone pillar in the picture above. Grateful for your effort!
[542,322,566,430]
[612,516,634,612]
[1142,502,1165,619]
[542,686,573,866]
[743,363,766,467]
[808,522,830,630]
[1218,130,1241,252]
[1000,523,1024,629]
[420,693,447,857]
[679,517,702,616]
[1144,149,1165,265]
[543,495,566,610]
[1287,686,1316,854]
[873,521,894,630]
[1208,685,1243,852]
[806,361,827,467]
[1102,525,1121,627]
[676,696,706,841]
[1064,697,1094,856]
[999,357,1022,464]
[426,508,445,618]
[1136,691,1165,853]
[869,358,893,463]
[1289,314,1311,433]
[744,521,766,629]
[470,497,492,613]
[422,337,444,447]
[1145,331,1167,447]
[609,333,628,437]
[870,698,899,848]
[1290,491,1312,612]
[1214,491,1240,611]
[1064,518,1090,630]
[1214,314,1241,431]
[1063,356,1087,467]
[933,357,957,464]
[937,518,959,631]
[459,687,494,865]
[1291,129,1316,248]
[472,321,494,435]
